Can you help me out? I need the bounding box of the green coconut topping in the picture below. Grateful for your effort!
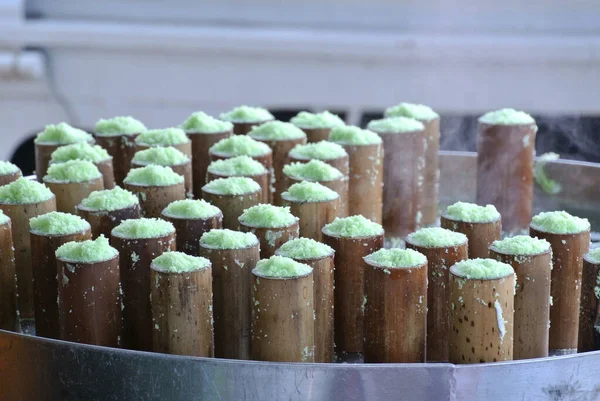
[0,161,19,175]
[289,141,347,161]
[95,116,147,136]
[132,146,190,166]
[585,248,600,264]
[531,211,590,234]
[328,125,382,146]
[207,156,267,177]
[56,235,118,263]
[407,227,467,248]
[322,215,384,238]
[80,187,139,211]
[479,108,535,125]
[367,117,424,133]
[30,212,90,236]
[44,160,102,183]
[282,181,339,203]
[203,177,260,196]
[200,229,258,249]
[451,258,515,280]
[180,111,233,134]
[283,160,343,182]
[112,218,175,239]
[162,199,221,219]
[384,103,439,121]
[123,165,184,187]
[276,237,333,259]
[219,105,274,123]
[534,152,561,195]
[248,121,307,141]
[35,123,93,145]
[239,204,297,228]
[253,255,312,278]
[50,142,111,164]
[152,251,210,273]
[0,210,10,225]
[445,202,500,223]
[365,248,427,268]
[290,111,345,129]
[491,235,550,256]
[0,177,54,204]
[209,135,271,157]
[135,128,189,146]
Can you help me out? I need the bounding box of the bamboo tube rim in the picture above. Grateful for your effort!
[207,170,267,180]
[285,173,345,184]
[110,231,175,241]
[161,210,223,222]
[186,130,232,136]
[321,231,383,241]
[489,245,552,259]
[251,269,313,281]
[405,237,468,250]
[288,154,347,164]
[131,160,191,169]
[371,128,424,136]
[529,225,591,237]
[273,249,335,261]
[150,261,211,275]
[136,139,192,147]
[280,193,340,205]
[43,176,103,185]
[122,182,184,190]
[441,212,501,226]
[57,252,119,266]
[202,187,261,197]
[0,193,57,207]
[209,149,273,159]
[239,220,298,230]
[479,122,537,130]
[364,259,427,270]
[76,203,140,215]
[449,265,515,281]
[30,229,91,239]
[199,241,259,252]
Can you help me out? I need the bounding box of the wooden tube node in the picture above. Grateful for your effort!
[95,158,116,189]
[0,219,17,331]
[288,154,350,177]
[132,160,193,198]
[420,117,440,226]
[76,204,141,240]
[94,133,140,186]
[441,215,501,259]
[202,188,261,231]
[123,182,186,218]
[281,194,340,243]
[239,221,299,260]
[579,254,600,352]
[284,175,349,218]
[188,130,232,199]
[135,141,192,159]
[301,127,332,143]
[160,211,222,255]
[206,170,270,204]
[0,170,22,187]
[44,178,104,214]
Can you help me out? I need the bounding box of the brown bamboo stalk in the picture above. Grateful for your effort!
[0,170,22,187]
[123,182,186,218]
[30,227,91,338]
[0,219,17,331]
[251,270,315,362]
[34,143,60,182]
[232,120,272,136]
[135,141,192,159]
[132,160,193,198]
[288,154,350,177]
[111,231,176,351]
[161,211,222,255]
[441,215,502,259]
[530,226,590,355]
[285,175,349,217]
[45,178,104,214]
[301,127,331,143]
[94,133,140,186]
[150,262,214,357]
[420,117,440,226]
[449,267,515,364]
[206,170,270,204]
[95,158,116,189]
[189,130,232,198]
[202,188,261,231]
[323,232,384,354]
[239,221,299,259]
[579,254,600,352]
[405,238,468,362]
[281,194,340,242]
[489,246,551,359]
[198,242,260,359]
[57,254,121,346]
[76,204,141,239]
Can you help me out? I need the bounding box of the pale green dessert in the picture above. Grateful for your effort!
[281,181,338,203]
[152,251,210,273]
[80,187,139,211]
[248,121,306,140]
[180,111,233,133]
[95,116,146,136]
[283,160,343,182]
[132,146,190,166]
[444,201,500,223]
[202,177,260,196]
[30,212,90,236]
[585,248,600,264]
[123,165,184,186]
[289,141,347,161]
[534,152,561,195]
[209,135,271,157]
[406,227,467,248]
[200,229,258,249]
[531,211,590,234]
[135,128,190,146]
[207,156,267,177]
[451,258,514,279]
[162,199,221,220]
[276,237,333,259]
[253,255,312,278]
[35,123,93,145]
[364,248,427,268]
[478,108,535,125]
[491,235,550,255]
[55,235,118,263]
[44,160,102,183]
[219,106,274,123]
[0,161,20,175]
[50,142,111,164]
[0,177,54,204]
[239,204,297,228]
[112,218,175,239]
[0,210,9,225]
[322,215,384,238]
[328,125,382,146]
[290,111,345,129]
[384,103,439,121]
[367,117,424,133]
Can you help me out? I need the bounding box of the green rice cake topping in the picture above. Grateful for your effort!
[44,160,102,183]
[282,181,338,203]
[30,212,90,236]
[123,165,184,186]
[200,229,258,249]
[152,251,210,273]
[239,204,297,228]
[365,248,427,268]
[276,237,333,259]
[407,227,467,248]
[253,255,312,278]
[180,111,233,133]
[445,202,500,223]
[478,108,535,125]
[50,142,111,164]
[0,177,54,204]
[328,125,382,146]
[135,128,189,146]
[290,111,345,129]
[112,218,175,239]
[283,160,343,182]
[322,215,384,238]
[0,161,20,175]
[95,116,146,136]
[209,135,271,157]
[491,235,550,256]
[451,258,515,280]
[132,146,190,166]
[219,106,274,123]
[585,248,600,264]
[289,141,347,161]
[207,156,267,176]
[35,123,93,145]
[80,187,139,211]
[248,121,306,140]
[531,211,590,234]
[367,117,424,133]
[162,199,221,219]
[55,235,118,263]
[384,103,439,121]
[203,177,260,196]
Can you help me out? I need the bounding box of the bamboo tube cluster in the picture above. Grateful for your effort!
[188,130,232,198]
[281,193,339,243]
[131,159,192,197]
[206,167,269,204]
[45,178,104,214]
[123,182,186,218]
[284,174,348,218]
[77,204,141,239]
[95,133,141,185]
[202,184,261,231]
[441,213,501,259]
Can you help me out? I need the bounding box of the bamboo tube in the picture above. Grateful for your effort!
[281,194,340,242]
[132,160,192,198]
[198,241,260,359]
[206,170,270,204]
[530,226,590,355]
[0,170,22,187]
[202,188,261,231]
[441,215,501,259]
[240,221,300,259]
[123,182,186,218]
[0,219,17,331]
[579,253,600,352]
[94,133,140,186]
[189,130,232,198]
[161,211,222,255]
[301,127,331,143]
[135,141,192,159]
[285,175,349,218]
[30,227,91,338]
[111,231,176,351]
[288,153,350,177]
[0,196,56,319]
[231,120,272,136]
[45,177,104,214]
[150,259,214,357]
[420,117,440,226]
[363,256,428,363]
[57,254,121,346]
[76,204,141,239]
[251,269,315,362]
[95,158,116,189]
[34,143,61,182]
